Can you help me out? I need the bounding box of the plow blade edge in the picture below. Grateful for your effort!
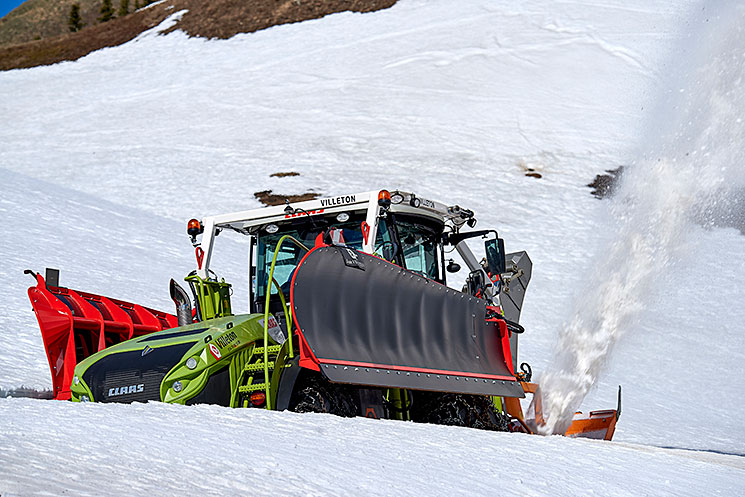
[290,246,524,398]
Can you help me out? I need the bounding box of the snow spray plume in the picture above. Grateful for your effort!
[538,2,745,435]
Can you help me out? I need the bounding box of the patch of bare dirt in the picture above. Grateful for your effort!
[254,190,321,206]
[587,166,625,199]
[270,171,300,178]
[168,0,396,39]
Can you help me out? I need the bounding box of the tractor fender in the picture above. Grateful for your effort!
[275,355,302,411]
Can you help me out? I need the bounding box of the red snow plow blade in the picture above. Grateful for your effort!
[504,382,621,440]
[26,269,177,400]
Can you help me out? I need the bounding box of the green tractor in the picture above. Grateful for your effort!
[28,189,618,437]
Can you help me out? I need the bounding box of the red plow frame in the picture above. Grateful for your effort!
[26,269,177,400]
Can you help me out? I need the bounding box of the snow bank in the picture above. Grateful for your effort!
[0,397,742,496]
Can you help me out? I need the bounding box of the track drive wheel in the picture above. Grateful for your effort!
[288,373,358,417]
[411,392,509,431]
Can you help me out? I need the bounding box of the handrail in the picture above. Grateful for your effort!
[184,272,231,321]
[270,277,292,358]
[262,235,309,409]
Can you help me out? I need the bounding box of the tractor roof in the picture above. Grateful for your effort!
[204,190,473,234]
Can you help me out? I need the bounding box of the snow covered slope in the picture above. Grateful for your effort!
[1,0,744,494]
[0,398,742,496]
[0,168,246,390]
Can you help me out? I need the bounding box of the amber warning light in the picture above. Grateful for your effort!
[378,190,391,208]
[187,219,203,241]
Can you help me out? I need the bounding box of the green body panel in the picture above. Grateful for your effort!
[184,273,233,320]
[70,313,283,404]
[160,315,264,404]
[70,372,94,402]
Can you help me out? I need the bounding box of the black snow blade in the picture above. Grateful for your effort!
[499,251,532,372]
[500,251,532,324]
[291,246,524,398]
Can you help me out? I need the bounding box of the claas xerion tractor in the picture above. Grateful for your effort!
[27,189,620,438]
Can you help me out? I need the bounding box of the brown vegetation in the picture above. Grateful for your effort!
[167,0,396,39]
[0,0,101,47]
[254,190,321,206]
[0,0,397,71]
[0,2,172,70]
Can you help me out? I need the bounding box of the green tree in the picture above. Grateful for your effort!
[118,0,129,17]
[99,0,114,22]
[68,3,83,32]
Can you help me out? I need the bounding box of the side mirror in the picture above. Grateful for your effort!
[446,259,461,273]
[484,238,506,275]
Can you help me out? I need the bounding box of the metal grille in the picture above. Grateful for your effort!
[102,368,170,403]
[82,342,196,403]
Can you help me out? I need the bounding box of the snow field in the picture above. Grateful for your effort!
[0,397,743,497]
[1,0,744,493]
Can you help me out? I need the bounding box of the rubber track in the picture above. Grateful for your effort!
[288,374,358,417]
[410,392,510,431]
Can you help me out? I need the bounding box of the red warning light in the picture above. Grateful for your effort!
[250,392,266,406]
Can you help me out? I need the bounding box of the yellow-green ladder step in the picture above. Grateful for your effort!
[253,345,282,356]
[243,361,275,372]
[238,383,268,393]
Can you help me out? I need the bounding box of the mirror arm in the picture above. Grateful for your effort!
[456,241,497,300]
[444,229,497,246]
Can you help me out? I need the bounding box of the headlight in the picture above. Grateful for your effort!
[80,395,90,402]
[186,357,198,370]
[73,376,80,385]
[172,381,183,393]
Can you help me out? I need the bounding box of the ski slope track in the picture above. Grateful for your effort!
[1,0,744,494]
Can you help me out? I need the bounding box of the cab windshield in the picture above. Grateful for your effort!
[254,213,443,302]
[255,214,366,299]
[396,217,440,280]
